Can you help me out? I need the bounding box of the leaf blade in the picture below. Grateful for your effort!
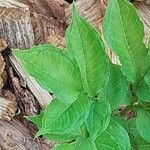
[37,93,90,136]
[52,143,76,150]
[136,106,150,143]
[100,63,130,110]
[95,119,131,150]
[103,0,147,82]
[13,44,83,103]
[136,80,150,102]
[66,6,110,96]
[86,100,111,140]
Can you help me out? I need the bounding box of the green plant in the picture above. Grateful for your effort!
[13,0,150,149]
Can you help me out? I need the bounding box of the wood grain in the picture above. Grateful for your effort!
[0,119,51,150]
[0,0,34,49]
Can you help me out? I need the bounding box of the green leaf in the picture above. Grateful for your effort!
[103,0,147,82]
[13,45,83,103]
[25,110,78,142]
[113,116,129,133]
[76,123,89,139]
[45,123,89,142]
[95,119,131,150]
[66,5,110,96]
[128,118,150,150]
[136,106,150,143]
[138,45,150,101]
[52,138,96,150]
[128,118,138,138]
[86,100,111,140]
[136,80,150,102]
[25,112,43,129]
[133,136,150,150]
[36,93,90,136]
[100,63,130,110]
[52,143,76,150]
[144,71,150,92]
[45,133,77,143]
[75,137,96,150]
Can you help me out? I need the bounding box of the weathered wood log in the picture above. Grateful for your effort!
[0,0,34,49]
[0,95,17,121]
[0,119,51,150]
[27,0,67,44]
[0,54,5,90]
[0,39,7,91]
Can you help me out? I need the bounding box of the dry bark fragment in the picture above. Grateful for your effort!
[0,94,17,121]
[27,0,67,44]
[0,119,51,150]
[0,54,5,90]
[0,39,8,90]
[0,39,8,52]
[47,34,65,48]
[8,66,41,116]
[0,0,34,49]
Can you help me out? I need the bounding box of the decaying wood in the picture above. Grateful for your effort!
[0,95,17,121]
[0,0,34,49]
[146,0,150,5]
[9,55,52,108]
[0,39,8,52]
[0,39,7,91]
[65,0,107,30]
[9,66,40,116]
[0,119,51,150]
[27,0,67,44]
[0,54,5,90]
[135,0,150,5]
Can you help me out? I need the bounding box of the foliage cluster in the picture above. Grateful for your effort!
[14,0,150,149]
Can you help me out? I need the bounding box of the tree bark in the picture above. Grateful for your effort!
[0,0,34,49]
[0,119,51,150]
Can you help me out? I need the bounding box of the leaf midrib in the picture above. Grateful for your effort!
[74,15,90,94]
[41,97,88,134]
[116,0,138,81]
[19,55,81,93]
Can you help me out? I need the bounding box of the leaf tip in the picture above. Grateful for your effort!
[71,2,78,19]
[35,129,43,138]
[24,115,33,122]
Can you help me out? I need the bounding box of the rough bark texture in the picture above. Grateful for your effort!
[0,119,51,150]
[0,0,34,49]
[0,95,17,121]
[27,0,67,44]
[0,54,5,89]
